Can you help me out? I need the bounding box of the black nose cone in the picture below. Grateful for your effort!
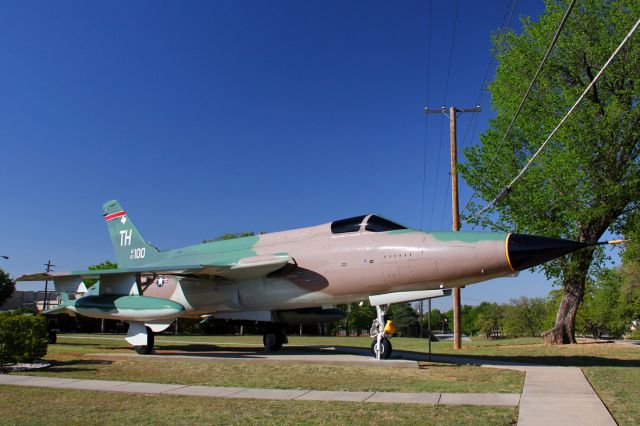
[507,234,589,271]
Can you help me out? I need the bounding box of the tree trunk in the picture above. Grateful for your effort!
[543,278,583,344]
[543,246,595,344]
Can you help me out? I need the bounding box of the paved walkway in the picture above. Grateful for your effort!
[428,355,616,426]
[516,365,615,426]
[0,374,519,406]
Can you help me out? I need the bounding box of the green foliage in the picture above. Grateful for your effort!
[0,311,48,365]
[474,303,504,339]
[421,307,448,332]
[543,289,563,330]
[345,301,375,335]
[203,232,256,243]
[459,304,480,336]
[460,0,640,341]
[85,260,118,287]
[0,268,15,306]
[620,211,640,323]
[387,303,420,337]
[462,0,640,241]
[579,271,628,338]
[502,297,548,337]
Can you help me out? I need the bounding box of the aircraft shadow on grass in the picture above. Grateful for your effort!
[151,344,354,359]
[45,358,114,373]
[421,350,640,368]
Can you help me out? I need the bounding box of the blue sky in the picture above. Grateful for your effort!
[1,0,589,310]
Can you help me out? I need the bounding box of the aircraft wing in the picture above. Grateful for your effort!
[197,253,291,279]
[16,253,291,282]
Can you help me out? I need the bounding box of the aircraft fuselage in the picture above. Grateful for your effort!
[141,221,512,316]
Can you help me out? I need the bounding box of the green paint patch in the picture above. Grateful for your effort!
[387,229,416,235]
[170,235,260,262]
[75,295,184,312]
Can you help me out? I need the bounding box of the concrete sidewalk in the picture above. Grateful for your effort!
[0,374,519,407]
[426,355,616,426]
[517,365,615,426]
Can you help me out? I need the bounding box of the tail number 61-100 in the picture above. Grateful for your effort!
[130,248,145,260]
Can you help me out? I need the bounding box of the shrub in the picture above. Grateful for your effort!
[0,311,48,365]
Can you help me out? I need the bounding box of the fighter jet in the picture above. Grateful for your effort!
[17,200,603,359]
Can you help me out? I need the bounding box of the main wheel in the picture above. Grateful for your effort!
[134,327,155,355]
[263,331,284,352]
[370,338,392,359]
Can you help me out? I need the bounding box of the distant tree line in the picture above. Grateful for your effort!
[333,275,640,340]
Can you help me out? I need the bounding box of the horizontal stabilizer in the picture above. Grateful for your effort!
[16,265,207,281]
[16,253,291,282]
[41,306,74,316]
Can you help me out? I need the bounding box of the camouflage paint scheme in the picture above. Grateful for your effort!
[19,200,601,355]
[17,200,519,345]
[101,200,513,316]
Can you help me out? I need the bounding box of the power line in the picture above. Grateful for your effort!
[461,0,519,150]
[419,0,434,230]
[468,15,640,223]
[460,0,577,216]
[429,0,460,229]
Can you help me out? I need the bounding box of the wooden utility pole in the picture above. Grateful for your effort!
[424,105,481,349]
[42,260,54,311]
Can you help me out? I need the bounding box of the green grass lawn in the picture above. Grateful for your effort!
[16,334,524,393]
[0,386,517,426]
[5,333,640,425]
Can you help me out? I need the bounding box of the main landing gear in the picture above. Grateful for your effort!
[370,305,394,360]
[263,328,288,352]
[133,326,155,355]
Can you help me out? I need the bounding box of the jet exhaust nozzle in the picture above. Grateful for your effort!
[506,234,589,271]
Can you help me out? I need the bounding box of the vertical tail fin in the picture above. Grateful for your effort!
[102,200,160,267]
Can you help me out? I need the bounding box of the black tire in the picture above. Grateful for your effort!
[133,327,154,355]
[263,331,284,352]
[370,338,392,359]
[48,331,57,344]
[383,339,392,359]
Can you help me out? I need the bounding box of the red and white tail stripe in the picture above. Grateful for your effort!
[104,211,126,221]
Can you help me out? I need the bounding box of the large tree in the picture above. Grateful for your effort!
[461,0,640,343]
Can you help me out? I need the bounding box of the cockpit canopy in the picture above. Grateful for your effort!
[330,215,409,234]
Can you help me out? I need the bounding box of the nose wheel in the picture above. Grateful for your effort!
[371,337,392,359]
[370,304,393,360]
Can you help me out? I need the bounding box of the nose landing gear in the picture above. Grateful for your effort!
[370,305,394,360]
